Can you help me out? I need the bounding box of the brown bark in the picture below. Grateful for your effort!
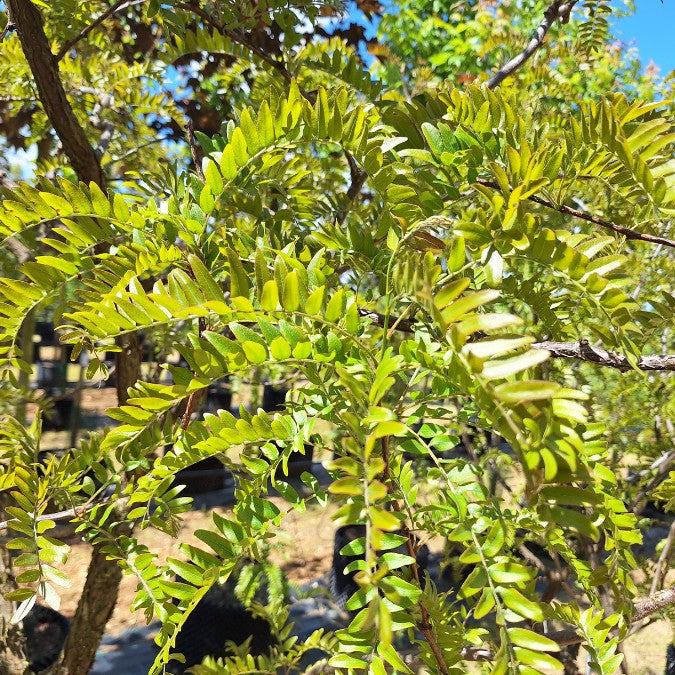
[115,332,142,406]
[56,545,123,675]
[476,178,675,249]
[6,0,104,187]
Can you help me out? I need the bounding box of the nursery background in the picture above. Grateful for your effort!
[0,0,673,673]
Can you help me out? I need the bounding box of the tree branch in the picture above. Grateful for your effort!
[7,4,140,673]
[7,0,104,187]
[531,340,675,372]
[486,0,578,89]
[336,150,368,224]
[650,519,675,597]
[55,0,131,62]
[174,2,293,81]
[360,310,675,371]
[359,308,417,332]
[185,119,205,180]
[174,1,370,224]
[476,178,675,249]
[631,450,675,513]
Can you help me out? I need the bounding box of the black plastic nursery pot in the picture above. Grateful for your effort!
[203,383,232,416]
[41,395,75,431]
[167,580,274,674]
[36,362,68,390]
[174,456,231,495]
[23,605,70,672]
[261,383,287,412]
[330,525,429,610]
[34,321,56,346]
[276,442,315,478]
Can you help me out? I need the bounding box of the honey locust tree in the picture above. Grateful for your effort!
[0,0,674,673]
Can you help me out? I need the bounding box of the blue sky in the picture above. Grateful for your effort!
[612,2,675,74]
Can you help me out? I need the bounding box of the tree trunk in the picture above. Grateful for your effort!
[0,545,29,675]
[55,545,122,675]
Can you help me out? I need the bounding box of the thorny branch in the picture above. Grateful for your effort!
[530,340,675,372]
[486,0,579,89]
[359,309,675,371]
[476,178,675,249]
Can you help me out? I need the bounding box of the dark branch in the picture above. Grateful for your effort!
[650,519,675,596]
[174,2,369,222]
[486,0,578,89]
[531,340,675,372]
[336,150,368,224]
[7,0,104,187]
[55,0,130,62]
[631,450,675,513]
[476,178,675,249]
[358,308,417,333]
[0,21,14,43]
[185,119,205,180]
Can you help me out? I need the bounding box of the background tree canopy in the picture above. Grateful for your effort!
[0,0,673,673]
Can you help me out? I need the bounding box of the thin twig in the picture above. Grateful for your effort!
[175,1,369,224]
[359,308,417,332]
[174,1,293,81]
[626,449,675,485]
[0,4,14,43]
[486,0,578,89]
[90,92,116,157]
[476,178,675,249]
[55,0,131,61]
[631,451,675,513]
[106,137,165,166]
[336,150,367,224]
[0,503,92,532]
